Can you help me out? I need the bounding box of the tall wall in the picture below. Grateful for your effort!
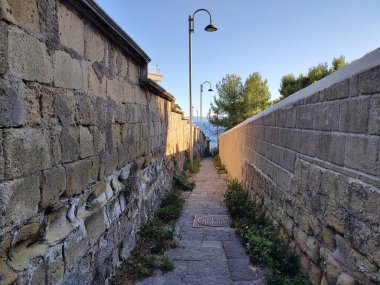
[219,49,380,284]
[0,0,204,284]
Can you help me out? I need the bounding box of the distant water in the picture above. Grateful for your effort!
[191,117,224,149]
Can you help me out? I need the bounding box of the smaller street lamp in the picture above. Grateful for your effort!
[200,81,213,134]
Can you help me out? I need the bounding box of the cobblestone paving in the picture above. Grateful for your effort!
[137,158,266,285]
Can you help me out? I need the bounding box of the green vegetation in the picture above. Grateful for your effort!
[213,155,226,174]
[279,55,348,100]
[209,73,271,131]
[174,174,195,192]
[224,180,311,285]
[111,187,185,284]
[184,154,201,173]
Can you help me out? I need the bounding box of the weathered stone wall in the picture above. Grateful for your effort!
[0,0,204,284]
[219,51,380,284]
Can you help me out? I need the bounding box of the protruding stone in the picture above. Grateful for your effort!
[84,25,105,62]
[337,272,355,285]
[0,260,17,284]
[0,21,8,75]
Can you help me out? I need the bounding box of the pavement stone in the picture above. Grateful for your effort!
[136,158,266,285]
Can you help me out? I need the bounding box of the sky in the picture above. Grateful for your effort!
[95,0,380,117]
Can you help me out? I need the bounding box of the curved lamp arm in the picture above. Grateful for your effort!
[201,81,213,92]
[190,8,214,33]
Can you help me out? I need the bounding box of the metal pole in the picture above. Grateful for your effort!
[200,84,203,134]
[188,15,193,170]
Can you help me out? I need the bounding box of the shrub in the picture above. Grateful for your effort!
[224,180,311,284]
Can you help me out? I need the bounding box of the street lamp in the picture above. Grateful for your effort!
[188,9,217,169]
[200,81,213,134]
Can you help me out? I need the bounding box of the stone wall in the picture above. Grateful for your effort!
[0,0,204,284]
[219,50,380,284]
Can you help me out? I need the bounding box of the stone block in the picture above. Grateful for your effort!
[88,66,106,98]
[325,79,349,101]
[49,126,62,165]
[299,130,318,157]
[273,164,291,191]
[8,27,52,83]
[0,0,40,33]
[0,21,7,75]
[358,65,380,94]
[76,93,95,125]
[339,98,369,133]
[0,175,40,227]
[297,105,314,129]
[115,105,126,124]
[54,89,76,127]
[313,102,340,131]
[84,25,105,62]
[79,126,94,158]
[102,149,119,176]
[345,136,378,175]
[65,159,92,196]
[54,50,83,89]
[46,244,65,285]
[287,129,302,152]
[348,75,358,97]
[4,128,51,179]
[0,131,3,182]
[41,167,66,209]
[111,124,122,148]
[85,209,107,245]
[0,260,17,284]
[15,222,41,244]
[60,126,79,163]
[45,207,73,244]
[107,78,122,102]
[369,95,380,135]
[316,133,346,166]
[63,227,88,271]
[129,60,139,83]
[91,126,106,154]
[281,148,296,172]
[57,2,84,55]
[337,273,355,285]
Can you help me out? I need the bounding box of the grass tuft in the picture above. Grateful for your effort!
[224,180,311,285]
[213,155,227,174]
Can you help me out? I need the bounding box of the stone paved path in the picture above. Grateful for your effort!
[137,158,266,285]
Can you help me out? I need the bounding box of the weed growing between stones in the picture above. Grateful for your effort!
[213,155,226,174]
[173,174,195,191]
[111,187,185,284]
[224,180,311,285]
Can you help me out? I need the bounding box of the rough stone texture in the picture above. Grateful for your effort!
[65,159,92,196]
[4,128,51,179]
[0,176,40,227]
[84,25,105,62]
[220,65,380,284]
[0,21,8,75]
[8,27,53,83]
[0,0,40,33]
[41,167,66,209]
[54,50,83,89]
[57,2,84,55]
[0,0,206,283]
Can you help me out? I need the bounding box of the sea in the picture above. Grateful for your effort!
[191,117,224,149]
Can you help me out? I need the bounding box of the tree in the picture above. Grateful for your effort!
[278,55,348,100]
[209,73,271,131]
[209,74,245,130]
[243,72,271,117]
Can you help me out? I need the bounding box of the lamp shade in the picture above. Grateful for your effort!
[205,24,217,32]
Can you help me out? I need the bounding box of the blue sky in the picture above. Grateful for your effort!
[95,0,380,117]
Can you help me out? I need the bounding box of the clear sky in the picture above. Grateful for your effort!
[95,0,380,117]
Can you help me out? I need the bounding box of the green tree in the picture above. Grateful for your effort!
[243,72,271,117]
[278,55,348,100]
[209,74,245,130]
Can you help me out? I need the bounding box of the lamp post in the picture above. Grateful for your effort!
[188,9,217,170]
[200,81,213,134]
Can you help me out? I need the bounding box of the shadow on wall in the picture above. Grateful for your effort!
[0,0,206,284]
[219,49,380,285]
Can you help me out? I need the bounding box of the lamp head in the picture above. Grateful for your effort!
[205,24,217,32]
[208,88,213,92]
